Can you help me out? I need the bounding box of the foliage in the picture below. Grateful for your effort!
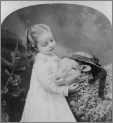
[1,37,34,122]
[67,64,112,122]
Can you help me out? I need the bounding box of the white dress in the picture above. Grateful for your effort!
[21,53,76,122]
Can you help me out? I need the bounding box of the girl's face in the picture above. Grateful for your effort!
[37,32,56,54]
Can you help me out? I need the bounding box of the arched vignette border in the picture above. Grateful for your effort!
[1,1,112,25]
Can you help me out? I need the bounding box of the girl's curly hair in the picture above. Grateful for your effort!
[26,24,51,53]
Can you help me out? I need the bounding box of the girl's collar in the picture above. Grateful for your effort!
[37,52,58,60]
[39,51,56,56]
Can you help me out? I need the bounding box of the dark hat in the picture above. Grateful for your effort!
[70,52,102,69]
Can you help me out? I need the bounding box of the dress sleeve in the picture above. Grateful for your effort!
[35,60,69,96]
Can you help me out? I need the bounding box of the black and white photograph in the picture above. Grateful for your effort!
[1,1,112,122]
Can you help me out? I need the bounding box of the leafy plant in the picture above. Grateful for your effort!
[1,37,35,121]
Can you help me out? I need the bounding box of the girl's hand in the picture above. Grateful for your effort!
[68,83,79,94]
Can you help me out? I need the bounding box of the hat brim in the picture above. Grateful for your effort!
[70,56,102,69]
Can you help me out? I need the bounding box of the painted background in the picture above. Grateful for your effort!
[2,4,112,64]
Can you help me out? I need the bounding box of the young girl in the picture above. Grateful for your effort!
[21,24,77,122]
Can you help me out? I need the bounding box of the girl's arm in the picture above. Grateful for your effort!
[36,61,69,96]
